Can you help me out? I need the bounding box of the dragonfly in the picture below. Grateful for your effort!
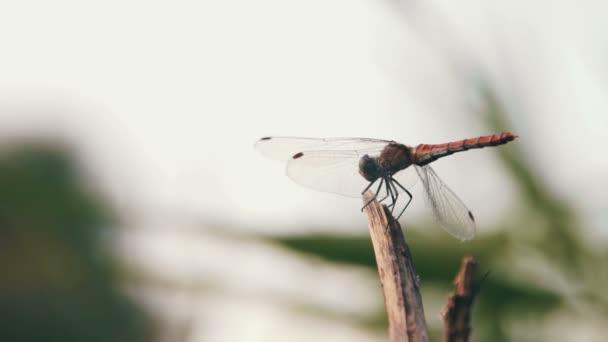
[256,132,518,240]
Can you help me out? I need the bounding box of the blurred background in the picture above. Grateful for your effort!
[1,1,607,341]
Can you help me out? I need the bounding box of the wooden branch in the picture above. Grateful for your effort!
[441,256,478,342]
[362,192,429,342]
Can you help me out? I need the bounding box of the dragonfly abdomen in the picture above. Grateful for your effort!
[413,132,518,166]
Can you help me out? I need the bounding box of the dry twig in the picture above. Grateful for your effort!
[441,256,478,342]
[363,192,428,342]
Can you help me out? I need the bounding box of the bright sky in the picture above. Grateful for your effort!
[1,0,606,236]
[1,1,607,340]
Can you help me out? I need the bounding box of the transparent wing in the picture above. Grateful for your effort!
[286,150,373,197]
[255,136,390,161]
[414,165,476,240]
[391,167,419,192]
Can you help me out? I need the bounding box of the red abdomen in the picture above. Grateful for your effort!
[412,132,518,166]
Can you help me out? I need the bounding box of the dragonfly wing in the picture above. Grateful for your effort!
[391,167,419,193]
[415,165,476,240]
[255,136,390,161]
[286,150,373,197]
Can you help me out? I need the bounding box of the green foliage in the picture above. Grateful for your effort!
[271,229,562,341]
[0,144,153,342]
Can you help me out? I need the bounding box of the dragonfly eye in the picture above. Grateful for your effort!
[359,155,380,181]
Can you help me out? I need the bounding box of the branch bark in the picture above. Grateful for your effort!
[362,192,428,342]
[441,256,478,342]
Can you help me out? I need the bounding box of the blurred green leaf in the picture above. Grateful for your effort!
[0,144,153,342]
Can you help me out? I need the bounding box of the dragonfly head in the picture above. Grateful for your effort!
[358,155,381,182]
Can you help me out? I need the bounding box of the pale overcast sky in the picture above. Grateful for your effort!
[1,0,606,236]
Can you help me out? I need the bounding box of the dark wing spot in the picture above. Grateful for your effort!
[468,211,475,222]
[260,137,272,140]
[293,152,304,159]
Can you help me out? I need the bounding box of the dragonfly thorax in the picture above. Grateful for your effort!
[358,143,414,182]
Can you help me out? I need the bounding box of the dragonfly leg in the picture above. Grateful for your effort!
[384,177,397,209]
[361,178,377,195]
[391,176,413,220]
[378,177,393,204]
[389,178,400,215]
[377,189,390,204]
[380,177,399,231]
[361,178,384,212]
